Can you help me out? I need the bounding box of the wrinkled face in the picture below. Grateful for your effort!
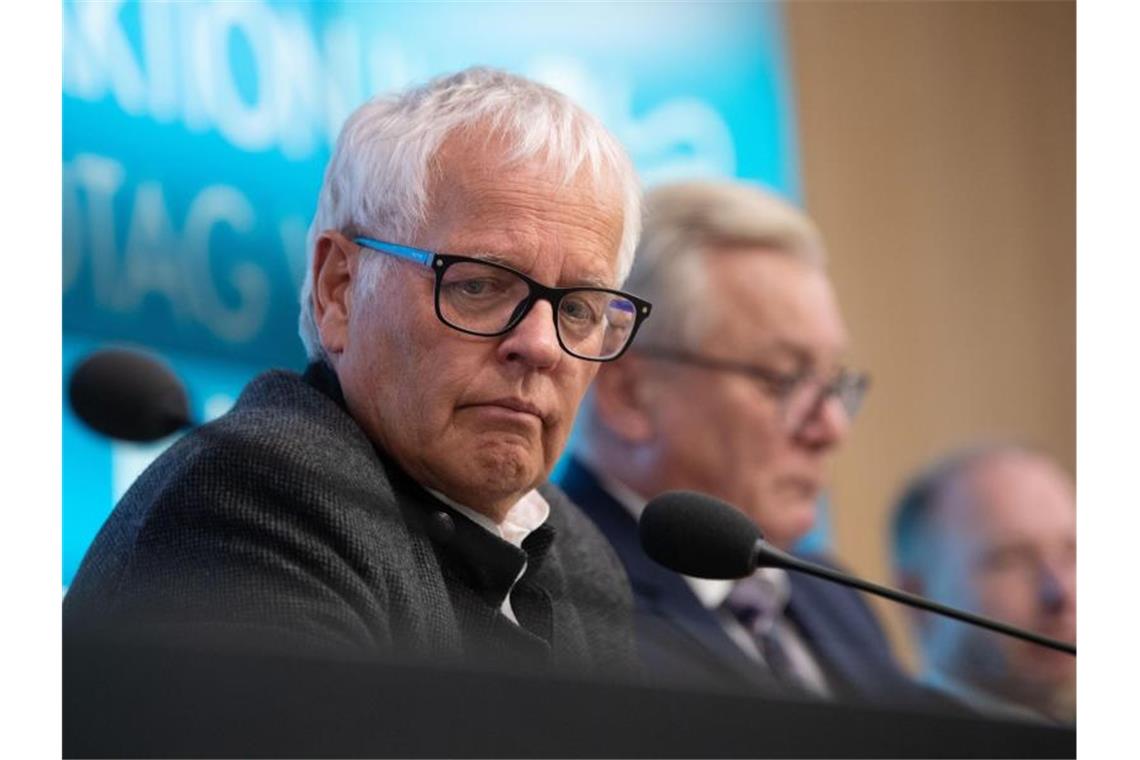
[643,250,850,550]
[922,453,1076,699]
[333,133,624,519]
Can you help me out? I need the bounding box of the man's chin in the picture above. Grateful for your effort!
[465,444,543,500]
[748,494,817,549]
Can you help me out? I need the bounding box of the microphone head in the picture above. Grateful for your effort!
[68,347,192,443]
[639,490,762,579]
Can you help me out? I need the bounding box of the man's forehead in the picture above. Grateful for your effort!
[421,131,625,287]
[703,250,848,360]
[430,126,623,205]
[940,454,1076,539]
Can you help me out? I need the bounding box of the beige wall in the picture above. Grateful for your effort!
[783,0,1075,669]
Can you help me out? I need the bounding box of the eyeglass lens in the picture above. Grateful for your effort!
[782,371,867,431]
[438,260,638,360]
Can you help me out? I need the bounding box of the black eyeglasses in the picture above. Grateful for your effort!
[354,237,652,362]
[635,346,870,432]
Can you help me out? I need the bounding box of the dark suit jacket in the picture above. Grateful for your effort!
[64,365,637,677]
[558,458,936,706]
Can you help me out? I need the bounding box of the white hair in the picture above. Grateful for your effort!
[298,66,641,361]
[625,180,827,352]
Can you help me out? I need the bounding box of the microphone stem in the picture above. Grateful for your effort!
[760,546,1077,655]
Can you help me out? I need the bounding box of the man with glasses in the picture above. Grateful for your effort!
[64,68,649,676]
[562,180,918,704]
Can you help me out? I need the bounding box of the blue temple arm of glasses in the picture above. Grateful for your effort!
[354,237,436,267]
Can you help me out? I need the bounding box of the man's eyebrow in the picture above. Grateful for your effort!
[462,250,513,267]
[564,272,613,289]
[756,339,813,362]
[454,249,615,289]
[755,338,850,368]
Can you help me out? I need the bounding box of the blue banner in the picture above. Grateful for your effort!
[62,0,802,585]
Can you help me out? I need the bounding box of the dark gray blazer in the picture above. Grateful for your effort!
[64,364,637,677]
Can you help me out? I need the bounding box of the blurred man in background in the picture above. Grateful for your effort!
[561,180,926,706]
[891,444,1076,723]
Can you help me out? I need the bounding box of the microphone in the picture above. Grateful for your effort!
[68,347,193,443]
[639,490,1076,656]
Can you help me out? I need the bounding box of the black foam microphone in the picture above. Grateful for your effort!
[640,490,1076,655]
[68,347,193,443]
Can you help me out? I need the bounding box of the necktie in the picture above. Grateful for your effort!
[724,578,819,696]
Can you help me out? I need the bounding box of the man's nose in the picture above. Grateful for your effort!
[496,299,563,369]
[794,392,851,450]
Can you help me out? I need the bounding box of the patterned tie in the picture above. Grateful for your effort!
[723,577,816,696]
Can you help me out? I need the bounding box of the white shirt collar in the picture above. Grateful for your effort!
[688,576,737,609]
[427,488,550,548]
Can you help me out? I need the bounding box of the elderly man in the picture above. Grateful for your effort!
[562,180,922,705]
[63,68,651,674]
[891,445,1077,723]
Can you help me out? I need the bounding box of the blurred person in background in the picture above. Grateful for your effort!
[561,180,933,707]
[63,67,653,676]
[891,444,1076,723]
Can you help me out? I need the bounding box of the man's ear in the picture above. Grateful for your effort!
[311,230,358,357]
[592,355,657,444]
